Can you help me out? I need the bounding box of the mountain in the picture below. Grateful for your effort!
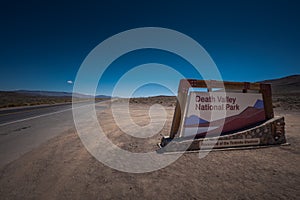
[259,75,300,94]
[0,90,111,108]
[15,90,75,97]
[95,95,111,98]
[14,90,112,98]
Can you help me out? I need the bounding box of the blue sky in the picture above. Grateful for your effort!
[0,0,299,96]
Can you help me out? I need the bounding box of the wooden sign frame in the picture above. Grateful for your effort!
[169,79,274,139]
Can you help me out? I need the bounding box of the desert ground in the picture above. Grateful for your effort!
[0,95,299,200]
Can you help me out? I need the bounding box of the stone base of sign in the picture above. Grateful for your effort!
[159,116,286,152]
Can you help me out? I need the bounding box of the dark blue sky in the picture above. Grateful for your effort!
[0,0,299,96]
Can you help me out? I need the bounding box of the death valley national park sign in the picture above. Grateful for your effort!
[182,92,266,137]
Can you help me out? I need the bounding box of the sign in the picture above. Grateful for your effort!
[181,92,266,137]
[199,138,260,149]
[160,80,285,152]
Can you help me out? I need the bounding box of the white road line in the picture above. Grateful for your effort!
[0,104,93,127]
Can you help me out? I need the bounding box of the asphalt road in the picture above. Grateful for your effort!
[0,101,105,167]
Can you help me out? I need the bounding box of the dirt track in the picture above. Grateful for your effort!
[0,100,299,200]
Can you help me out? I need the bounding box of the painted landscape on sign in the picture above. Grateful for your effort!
[183,99,266,138]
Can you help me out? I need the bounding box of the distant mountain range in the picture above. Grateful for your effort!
[12,90,111,99]
[259,74,300,94]
[1,74,299,99]
[0,90,112,108]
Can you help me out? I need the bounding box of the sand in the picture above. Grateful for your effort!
[0,98,299,200]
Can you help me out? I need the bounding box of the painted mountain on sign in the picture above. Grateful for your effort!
[254,99,264,109]
[184,115,209,126]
